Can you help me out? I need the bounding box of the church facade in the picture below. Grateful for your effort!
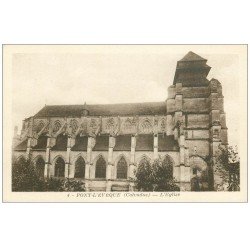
[13,51,228,191]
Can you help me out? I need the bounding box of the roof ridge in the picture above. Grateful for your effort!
[42,101,165,107]
[34,101,167,117]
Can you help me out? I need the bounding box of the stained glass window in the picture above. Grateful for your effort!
[117,157,128,179]
[75,157,85,178]
[95,156,106,178]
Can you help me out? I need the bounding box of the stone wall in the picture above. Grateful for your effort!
[13,54,228,191]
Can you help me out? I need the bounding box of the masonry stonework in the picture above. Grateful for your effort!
[13,52,228,191]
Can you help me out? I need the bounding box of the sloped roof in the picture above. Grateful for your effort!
[135,134,154,151]
[158,134,179,151]
[92,135,109,151]
[32,136,47,150]
[173,52,211,85]
[113,135,131,151]
[51,135,68,151]
[14,139,28,151]
[34,102,166,118]
[71,136,88,151]
[179,51,206,62]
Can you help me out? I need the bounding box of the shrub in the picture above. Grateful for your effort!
[12,157,85,192]
[134,156,180,192]
[12,157,43,191]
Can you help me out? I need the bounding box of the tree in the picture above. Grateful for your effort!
[12,156,85,192]
[134,156,180,191]
[214,145,240,191]
[45,178,65,191]
[12,156,45,191]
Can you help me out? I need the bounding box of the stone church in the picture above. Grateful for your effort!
[13,51,228,191]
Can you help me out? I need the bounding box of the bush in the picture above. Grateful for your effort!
[62,179,85,192]
[134,156,180,192]
[45,178,65,191]
[12,157,43,191]
[214,145,240,191]
[43,178,85,192]
[12,157,85,192]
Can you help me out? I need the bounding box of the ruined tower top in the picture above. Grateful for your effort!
[173,51,211,86]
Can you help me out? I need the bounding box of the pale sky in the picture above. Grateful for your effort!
[11,45,240,146]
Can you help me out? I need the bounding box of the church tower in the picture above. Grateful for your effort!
[167,51,228,190]
[13,51,229,192]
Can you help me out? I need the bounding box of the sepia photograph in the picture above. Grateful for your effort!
[3,44,247,202]
[1,2,250,250]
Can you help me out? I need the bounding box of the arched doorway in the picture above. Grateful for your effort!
[54,157,65,177]
[189,156,209,191]
[75,157,85,178]
[191,176,201,191]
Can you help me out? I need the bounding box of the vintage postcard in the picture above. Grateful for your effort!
[2,44,248,202]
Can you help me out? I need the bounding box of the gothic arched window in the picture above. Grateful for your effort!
[95,156,106,178]
[75,157,85,178]
[53,120,61,133]
[117,157,128,179]
[36,121,45,133]
[70,119,78,134]
[54,157,65,177]
[140,119,153,134]
[36,157,45,178]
